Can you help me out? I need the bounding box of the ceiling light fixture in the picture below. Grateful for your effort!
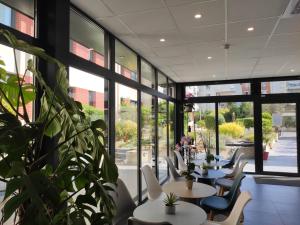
[290,69,295,72]
[207,56,212,60]
[194,14,202,19]
[160,38,166,42]
[247,27,254,31]
[212,74,216,78]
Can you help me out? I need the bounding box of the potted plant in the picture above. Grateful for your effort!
[206,149,215,164]
[201,162,209,176]
[163,192,178,215]
[181,162,195,190]
[0,30,118,224]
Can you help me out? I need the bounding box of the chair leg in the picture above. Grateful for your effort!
[218,186,223,196]
[208,210,214,220]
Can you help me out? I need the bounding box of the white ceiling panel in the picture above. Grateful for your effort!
[275,15,300,34]
[73,0,300,82]
[119,9,176,33]
[102,0,164,15]
[71,0,113,18]
[169,0,225,28]
[228,18,278,39]
[228,0,289,22]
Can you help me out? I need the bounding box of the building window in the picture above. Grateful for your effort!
[158,72,167,95]
[186,83,251,97]
[0,0,34,37]
[70,9,106,67]
[88,90,96,107]
[141,59,155,89]
[261,80,300,94]
[115,40,138,82]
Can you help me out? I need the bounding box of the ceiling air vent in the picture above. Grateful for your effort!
[282,0,300,18]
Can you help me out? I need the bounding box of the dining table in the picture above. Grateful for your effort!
[163,181,216,201]
[133,199,207,225]
[193,168,226,185]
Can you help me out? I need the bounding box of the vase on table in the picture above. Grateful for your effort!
[165,205,176,215]
[185,179,193,190]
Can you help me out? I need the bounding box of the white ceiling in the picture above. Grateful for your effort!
[71,0,300,82]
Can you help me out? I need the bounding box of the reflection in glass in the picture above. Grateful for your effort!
[70,9,105,67]
[141,93,156,199]
[158,72,167,94]
[158,98,167,181]
[169,102,175,162]
[115,83,138,197]
[115,40,137,81]
[141,59,155,88]
[261,80,300,94]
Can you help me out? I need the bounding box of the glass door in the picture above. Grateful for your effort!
[262,103,298,173]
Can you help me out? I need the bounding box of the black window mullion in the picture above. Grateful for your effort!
[215,102,219,156]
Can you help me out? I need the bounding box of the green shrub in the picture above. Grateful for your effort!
[116,120,137,142]
[219,122,245,138]
[204,113,225,130]
[243,117,254,128]
[197,120,205,128]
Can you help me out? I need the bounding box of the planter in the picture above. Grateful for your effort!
[202,168,208,176]
[185,179,193,190]
[165,205,176,215]
[263,151,269,160]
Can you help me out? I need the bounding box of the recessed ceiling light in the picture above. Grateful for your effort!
[247,27,254,31]
[160,38,166,42]
[207,56,212,60]
[194,14,202,19]
[290,69,295,72]
[212,74,216,78]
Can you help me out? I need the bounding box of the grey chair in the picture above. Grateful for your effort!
[112,179,136,225]
[128,217,172,225]
[164,156,184,181]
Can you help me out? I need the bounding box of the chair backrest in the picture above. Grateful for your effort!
[222,192,252,225]
[225,172,245,206]
[229,153,245,177]
[128,217,172,225]
[141,165,163,200]
[224,148,240,168]
[164,156,182,181]
[112,179,136,225]
[173,150,187,171]
[233,161,248,180]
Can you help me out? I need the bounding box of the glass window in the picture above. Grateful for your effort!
[115,40,137,81]
[168,80,176,98]
[0,0,34,36]
[158,98,167,182]
[261,80,300,94]
[158,72,167,95]
[70,9,105,67]
[0,43,34,121]
[141,92,156,199]
[218,102,254,172]
[115,83,138,198]
[169,102,175,161]
[141,59,155,88]
[185,83,250,97]
[69,67,109,145]
[192,103,217,155]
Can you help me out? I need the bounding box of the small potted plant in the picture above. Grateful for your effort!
[206,149,215,164]
[201,162,209,176]
[164,192,178,215]
[181,162,195,189]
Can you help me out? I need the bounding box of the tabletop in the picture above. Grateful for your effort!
[192,159,229,168]
[163,181,216,199]
[133,200,207,225]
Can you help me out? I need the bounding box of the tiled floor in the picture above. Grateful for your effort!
[241,176,300,225]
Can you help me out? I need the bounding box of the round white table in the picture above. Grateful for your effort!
[133,200,207,225]
[163,181,216,199]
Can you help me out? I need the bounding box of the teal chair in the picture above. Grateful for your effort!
[200,173,245,220]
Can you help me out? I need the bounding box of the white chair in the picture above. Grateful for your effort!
[203,191,252,225]
[112,179,136,225]
[141,165,163,200]
[173,150,187,172]
[221,153,245,178]
[164,156,184,181]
